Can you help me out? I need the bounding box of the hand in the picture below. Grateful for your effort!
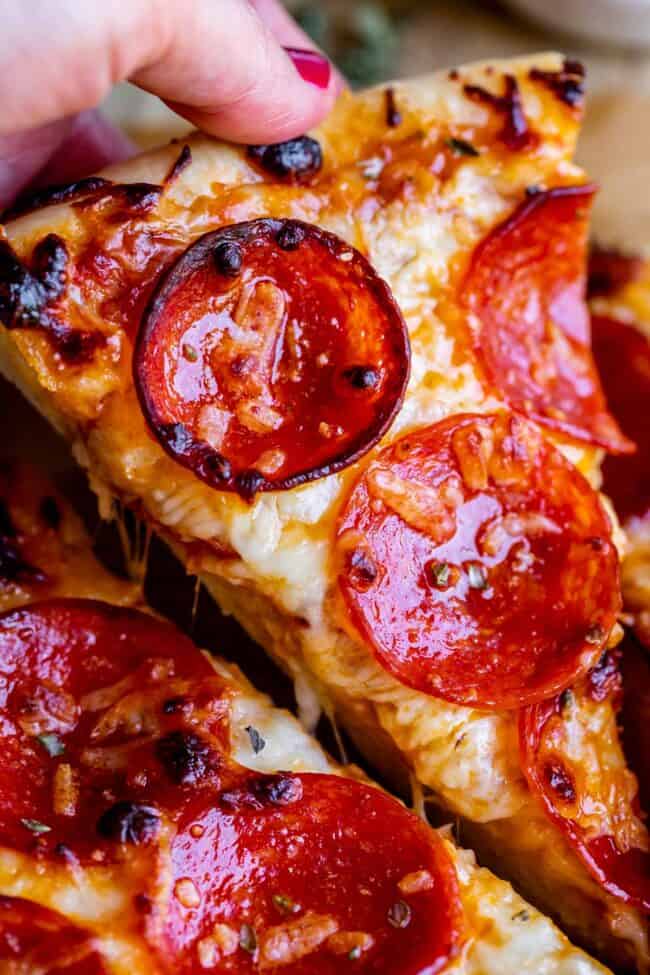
[0,0,339,209]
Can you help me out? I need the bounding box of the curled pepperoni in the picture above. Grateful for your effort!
[0,897,107,974]
[336,412,620,708]
[592,315,649,522]
[462,186,632,454]
[0,598,228,862]
[520,682,650,911]
[134,219,410,500]
[155,772,464,974]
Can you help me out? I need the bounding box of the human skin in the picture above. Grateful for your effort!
[0,0,340,208]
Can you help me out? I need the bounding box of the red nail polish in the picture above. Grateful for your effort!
[284,47,331,90]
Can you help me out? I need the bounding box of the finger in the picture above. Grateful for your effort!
[137,0,337,142]
[0,119,73,211]
[0,0,337,145]
[31,111,134,189]
[0,112,133,211]
[251,0,317,46]
[251,0,346,92]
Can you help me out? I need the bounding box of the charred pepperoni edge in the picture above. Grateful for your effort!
[588,245,644,298]
[72,182,162,216]
[463,74,534,150]
[0,235,104,363]
[384,87,403,127]
[164,145,192,187]
[465,184,633,455]
[529,59,585,108]
[246,136,322,183]
[520,696,650,910]
[1,177,111,222]
[134,218,411,499]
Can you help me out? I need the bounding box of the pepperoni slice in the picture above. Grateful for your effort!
[520,671,650,911]
[0,897,107,974]
[592,315,649,522]
[0,598,229,862]
[155,771,463,974]
[134,219,410,500]
[462,186,632,454]
[336,412,621,708]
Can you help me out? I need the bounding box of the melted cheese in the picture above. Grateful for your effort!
[0,466,612,973]
[0,55,642,968]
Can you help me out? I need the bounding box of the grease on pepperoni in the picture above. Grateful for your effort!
[520,670,650,911]
[134,219,410,500]
[0,598,229,862]
[0,897,107,974]
[336,412,621,708]
[462,186,632,453]
[156,772,464,974]
[592,315,649,523]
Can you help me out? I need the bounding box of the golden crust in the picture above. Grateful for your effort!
[0,462,613,974]
[0,54,644,970]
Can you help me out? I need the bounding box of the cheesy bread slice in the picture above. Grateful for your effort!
[0,462,618,974]
[0,56,647,969]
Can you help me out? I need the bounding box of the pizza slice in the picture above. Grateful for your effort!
[0,461,617,974]
[0,55,647,969]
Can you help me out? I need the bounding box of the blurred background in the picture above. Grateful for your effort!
[103,0,650,250]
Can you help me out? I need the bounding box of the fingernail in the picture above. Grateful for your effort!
[284,47,331,90]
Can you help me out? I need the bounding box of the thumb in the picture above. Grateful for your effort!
[136,0,338,143]
[0,0,337,145]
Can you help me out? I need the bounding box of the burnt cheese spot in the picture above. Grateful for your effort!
[247,136,323,182]
[220,773,303,810]
[446,137,479,158]
[164,144,192,187]
[155,730,219,785]
[1,176,111,222]
[384,87,403,127]
[587,650,621,702]
[464,75,532,151]
[529,59,585,108]
[96,801,161,844]
[544,762,576,803]
[73,182,162,217]
[0,235,103,363]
